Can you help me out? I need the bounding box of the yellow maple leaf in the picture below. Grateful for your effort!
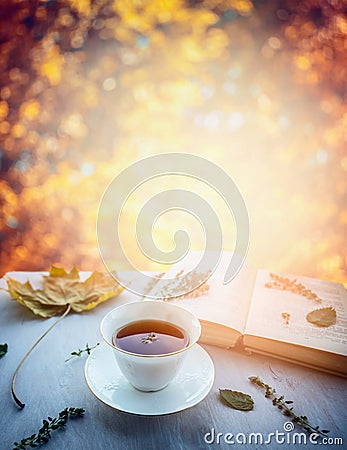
[6,266,124,318]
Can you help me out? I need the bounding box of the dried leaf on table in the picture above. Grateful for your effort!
[219,389,254,411]
[5,266,124,318]
[306,307,336,327]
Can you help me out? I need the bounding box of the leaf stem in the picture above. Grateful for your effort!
[11,304,71,409]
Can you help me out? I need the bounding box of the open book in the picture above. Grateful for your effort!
[146,252,347,378]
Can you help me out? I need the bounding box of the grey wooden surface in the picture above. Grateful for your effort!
[0,276,346,450]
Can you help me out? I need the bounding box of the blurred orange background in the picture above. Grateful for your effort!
[0,0,346,285]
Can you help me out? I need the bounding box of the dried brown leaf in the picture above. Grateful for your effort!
[306,307,336,327]
[5,267,123,318]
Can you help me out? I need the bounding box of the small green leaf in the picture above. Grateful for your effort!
[219,389,254,411]
[306,307,336,327]
[0,343,8,358]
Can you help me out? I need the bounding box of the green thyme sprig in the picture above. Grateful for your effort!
[13,407,85,449]
[249,376,329,437]
[65,343,100,362]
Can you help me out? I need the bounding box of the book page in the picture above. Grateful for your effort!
[245,270,347,356]
[147,251,257,335]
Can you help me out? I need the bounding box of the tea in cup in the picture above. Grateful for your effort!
[100,301,201,391]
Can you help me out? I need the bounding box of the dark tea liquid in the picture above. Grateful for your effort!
[113,320,189,355]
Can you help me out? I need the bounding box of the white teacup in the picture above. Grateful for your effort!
[100,301,201,392]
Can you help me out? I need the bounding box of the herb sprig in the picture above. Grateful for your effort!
[65,343,100,362]
[265,273,322,303]
[249,376,329,437]
[13,407,85,449]
[141,332,158,344]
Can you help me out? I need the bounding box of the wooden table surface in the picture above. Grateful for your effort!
[0,273,346,450]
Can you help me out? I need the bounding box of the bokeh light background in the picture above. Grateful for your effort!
[0,0,346,285]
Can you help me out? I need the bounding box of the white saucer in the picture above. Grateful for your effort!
[84,343,215,415]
